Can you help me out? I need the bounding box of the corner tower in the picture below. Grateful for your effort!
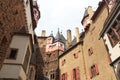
[38,29,66,80]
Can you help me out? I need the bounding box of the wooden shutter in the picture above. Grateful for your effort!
[70,70,73,80]
[75,53,78,58]
[65,73,67,80]
[62,60,64,66]
[95,64,99,75]
[76,67,80,80]
[60,75,62,80]
[89,68,93,79]
[90,47,93,55]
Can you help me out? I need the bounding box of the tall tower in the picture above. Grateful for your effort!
[37,29,66,80]
[0,0,40,80]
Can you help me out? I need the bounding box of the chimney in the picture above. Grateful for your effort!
[67,29,72,44]
[75,27,79,42]
[41,30,46,36]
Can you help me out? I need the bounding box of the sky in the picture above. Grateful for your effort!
[35,0,102,39]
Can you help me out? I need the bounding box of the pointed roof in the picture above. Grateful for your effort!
[55,28,61,41]
[54,28,66,43]
[60,32,66,43]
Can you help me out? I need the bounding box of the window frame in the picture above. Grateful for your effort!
[7,48,18,60]
[88,47,93,56]
[107,15,120,47]
[89,64,99,79]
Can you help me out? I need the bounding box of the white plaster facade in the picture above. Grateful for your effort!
[0,34,32,80]
[103,34,120,62]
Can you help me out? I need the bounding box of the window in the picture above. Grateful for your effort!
[107,23,120,47]
[7,48,18,59]
[23,47,30,72]
[61,73,67,80]
[88,47,93,56]
[62,59,66,66]
[50,72,55,80]
[74,53,78,59]
[89,64,99,79]
[71,67,80,80]
[73,69,77,80]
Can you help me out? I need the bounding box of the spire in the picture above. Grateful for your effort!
[55,28,60,40]
[54,28,66,43]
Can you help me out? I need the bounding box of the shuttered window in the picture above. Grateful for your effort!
[61,73,67,80]
[70,70,73,80]
[71,67,80,80]
[88,47,93,56]
[89,64,99,79]
[74,53,78,59]
[76,67,80,80]
[62,59,66,66]
[107,17,120,47]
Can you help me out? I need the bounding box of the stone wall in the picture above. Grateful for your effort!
[0,0,27,69]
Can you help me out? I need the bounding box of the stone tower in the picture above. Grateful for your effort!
[37,29,66,80]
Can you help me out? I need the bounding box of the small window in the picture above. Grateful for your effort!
[62,59,66,66]
[73,69,77,80]
[62,73,67,80]
[71,67,80,80]
[89,64,99,79]
[7,48,18,59]
[73,53,78,59]
[50,72,55,79]
[88,47,93,56]
[107,28,119,47]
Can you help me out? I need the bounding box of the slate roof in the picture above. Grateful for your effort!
[54,30,66,44]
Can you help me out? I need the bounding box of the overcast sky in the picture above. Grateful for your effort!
[35,0,101,39]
